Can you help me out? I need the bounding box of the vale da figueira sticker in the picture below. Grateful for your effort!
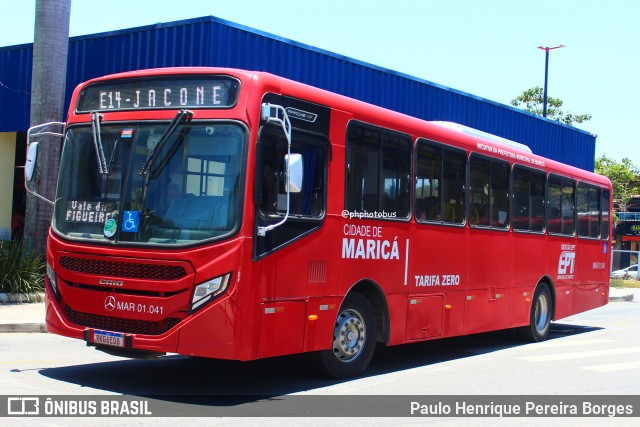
[103,210,141,237]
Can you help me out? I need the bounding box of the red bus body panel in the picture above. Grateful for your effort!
[43,67,611,362]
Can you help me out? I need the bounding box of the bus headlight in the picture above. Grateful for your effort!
[190,273,231,312]
[46,262,60,299]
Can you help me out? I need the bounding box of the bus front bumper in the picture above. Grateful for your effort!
[45,276,247,360]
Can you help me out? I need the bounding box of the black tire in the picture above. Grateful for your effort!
[517,283,552,342]
[316,292,377,378]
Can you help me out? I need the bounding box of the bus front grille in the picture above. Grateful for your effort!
[59,256,187,281]
[64,305,181,335]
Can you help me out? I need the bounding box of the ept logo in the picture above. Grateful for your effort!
[558,251,576,276]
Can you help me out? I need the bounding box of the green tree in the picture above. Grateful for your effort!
[511,86,592,126]
[594,155,640,211]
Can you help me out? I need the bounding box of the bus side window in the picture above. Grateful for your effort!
[577,183,599,238]
[346,122,411,219]
[602,189,610,240]
[470,156,490,227]
[415,138,465,225]
[561,182,575,235]
[589,187,601,238]
[512,165,545,232]
[548,174,576,236]
[470,154,509,229]
[443,148,466,225]
[415,141,441,222]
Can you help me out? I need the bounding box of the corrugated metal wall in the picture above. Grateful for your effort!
[0,16,596,170]
[0,43,32,132]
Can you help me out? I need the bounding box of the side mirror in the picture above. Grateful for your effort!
[24,122,63,206]
[25,142,38,182]
[285,153,303,193]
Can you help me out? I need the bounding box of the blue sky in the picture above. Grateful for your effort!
[3,0,639,165]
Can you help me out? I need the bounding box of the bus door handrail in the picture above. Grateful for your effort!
[258,103,292,236]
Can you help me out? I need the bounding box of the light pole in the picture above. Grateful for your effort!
[537,44,565,117]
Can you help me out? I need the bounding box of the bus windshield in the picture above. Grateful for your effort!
[52,122,245,245]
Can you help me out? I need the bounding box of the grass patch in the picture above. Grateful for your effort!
[610,279,640,288]
[0,239,45,294]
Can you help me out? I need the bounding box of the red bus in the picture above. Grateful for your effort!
[26,68,612,378]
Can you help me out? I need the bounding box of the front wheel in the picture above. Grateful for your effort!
[517,283,552,342]
[316,293,377,378]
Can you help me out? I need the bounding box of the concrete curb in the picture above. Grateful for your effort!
[0,293,46,333]
[0,292,45,303]
[0,322,46,333]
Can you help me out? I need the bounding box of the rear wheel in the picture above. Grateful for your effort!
[518,283,552,342]
[316,293,377,378]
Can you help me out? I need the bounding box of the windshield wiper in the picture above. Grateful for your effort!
[91,112,108,174]
[140,109,192,177]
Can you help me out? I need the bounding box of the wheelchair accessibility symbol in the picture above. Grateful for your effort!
[122,210,140,233]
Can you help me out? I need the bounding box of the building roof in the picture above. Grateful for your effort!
[0,15,596,170]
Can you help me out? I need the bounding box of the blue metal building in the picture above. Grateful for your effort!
[0,15,596,168]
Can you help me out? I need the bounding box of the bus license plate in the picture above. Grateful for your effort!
[93,330,124,347]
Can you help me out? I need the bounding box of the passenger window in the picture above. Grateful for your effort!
[547,175,575,236]
[512,166,545,232]
[469,154,509,229]
[415,139,466,224]
[577,183,600,238]
[346,122,411,219]
[602,189,610,240]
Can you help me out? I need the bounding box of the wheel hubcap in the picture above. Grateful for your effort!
[332,308,366,362]
[534,293,549,332]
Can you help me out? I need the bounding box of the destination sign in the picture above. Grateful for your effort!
[76,76,240,112]
[65,200,116,224]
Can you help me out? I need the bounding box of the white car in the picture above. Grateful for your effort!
[611,264,638,279]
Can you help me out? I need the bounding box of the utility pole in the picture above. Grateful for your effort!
[537,44,565,118]
[24,0,71,256]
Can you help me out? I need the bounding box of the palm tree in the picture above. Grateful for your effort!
[24,0,71,256]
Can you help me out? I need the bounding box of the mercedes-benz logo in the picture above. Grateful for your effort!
[104,295,116,312]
